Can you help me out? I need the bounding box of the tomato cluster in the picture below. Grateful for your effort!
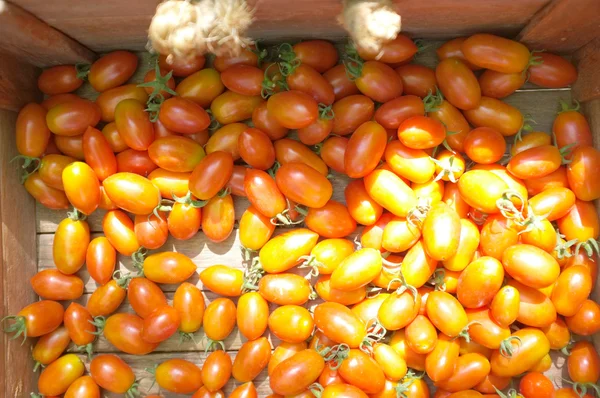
[8,33,600,398]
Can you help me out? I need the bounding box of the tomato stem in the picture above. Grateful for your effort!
[427,268,447,292]
[75,63,91,80]
[318,103,335,120]
[178,330,199,346]
[251,40,269,68]
[308,383,324,398]
[76,343,94,360]
[558,99,581,114]
[206,109,221,132]
[10,155,41,184]
[88,316,106,335]
[499,336,522,358]
[67,207,86,221]
[423,89,443,113]
[575,238,600,258]
[2,315,27,345]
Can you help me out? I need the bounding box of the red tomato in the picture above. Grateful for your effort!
[463,96,524,137]
[567,145,600,201]
[86,279,127,317]
[155,359,202,394]
[330,247,382,290]
[167,201,201,240]
[128,277,167,319]
[193,387,225,398]
[148,168,190,200]
[96,84,149,122]
[226,165,248,197]
[267,90,318,129]
[519,372,555,398]
[175,68,225,107]
[220,64,263,96]
[406,314,438,354]
[529,186,575,221]
[252,101,289,140]
[268,305,314,343]
[38,354,85,396]
[557,199,599,245]
[269,350,325,396]
[16,103,51,157]
[205,123,245,160]
[426,333,460,382]
[141,305,181,343]
[159,97,211,134]
[202,194,235,242]
[30,268,83,301]
[4,300,64,340]
[507,144,562,179]
[331,94,375,135]
[114,99,155,150]
[64,375,101,398]
[435,353,490,392]
[437,37,481,70]
[239,128,276,170]
[82,126,117,181]
[463,127,506,164]
[116,149,158,176]
[244,169,286,220]
[90,354,137,394]
[428,99,471,153]
[38,65,83,95]
[41,93,80,110]
[553,103,593,149]
[189,151,234,200]
[148,136,206,173]
[324,64,360,101]
[142,251,196,284]
[344,121,387,178]
[511,131,552,156]
[490,328,550,377]
[210,91,263,125]
[305,200,357,238]
[297,117,333,145]
[320,135,348,174]
[435,57,481,110]
[352,60,403,103]
[199,265,243,297]
[508,280,557,328]
[62,161,100,215]
[232,337,272,382]
[375,95,425,130]
[314,301,368,348]
[398,115,446,149]
[502,244,560,289]
[64,302,95,349]
[102,209,140,255]
[457,257,503,308]
[259,228,319,273]
[159,53,206,77]
[529,52,578,88]
[395,64,437,98]
[203,298,237,344]
[37,154,75,190]
[201,350,232,392]
[479,69,525,99]
[142,67,176,99]
[286,64,335,105]
[567,340,600,384]
[275,162,332,208]
[462,34,530,73]
[103,313,158,354]
[384,140,435,183]
[88,50,138,91]
[214,48,260,71]
[551,265,593,317]
[291,40,338,72]
[338,349,386,394]
[55,134,85,159]
[565,299,600,336]
[46,98,101,137]
[345,179,383,225]
[174,282,205,336]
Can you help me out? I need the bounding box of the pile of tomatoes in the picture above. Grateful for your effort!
[8,31,600,398]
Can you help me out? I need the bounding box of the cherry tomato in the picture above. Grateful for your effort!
[86,279,126,317]
[193,387,225,398]
[330,248,382,291]
[458,170,508,214]
[243,170,285,220]
[519,371,554,398]
[426,291,468,337]
[551,265,592,317]
[565,299,600,336]
[202,193,235,242]
[37,154,75,190]
[313,302,366,348]
[82,126,117,181]
[374,95,425,130]
[159,97,211,134]
[274,138,328,176]
[38,354,85,396]
[220,64,263,96]
[324,64,360,101]
[377,286,420,331]
[269,350,325,396]
[331,94,375,135]
[553,104,593,149]
[189,151,234,200]
[466,307,511,349]
[239,128,276,170]
[344,179,383,226]
[434,353,490,392]
[291,40,338,72]
[344,121,387,178]
[372,342,408,381]
[203,298,236,345]
[490,328,550,377]
[398,115,446,149]
[38,65,83,95]
[174,282,205,336]
[104,312,159,354]
[320,135,348,173]
[268,305,314,343]
[463,97,523,137]
[275,162,332,208]
[436,57,481,110]
[437,37,481,69]
[456,256,504,309]
[16,103,51,157]
[540,317,571,350]
[266,90,318,129]
[511,131,552,156]
[308,238,356,276]
[508,279,556,328]
[205,123,245,160]
[211,91,263,125]
[113,98,155,150]
[567,340,600,385]
[463,127,506,164]
[141,305,180,343]
[41,93,80,111]
[529,52,578,88]
[214,48,259,71]
[32,326,70,371]
[64,302,95,348]
[142,251,196,284]
[252,101,289,140]
[426,333,460,383]
[353,60,403,103]
[199,265,243,297]
[102,209,140,255]
[55,134,85,159]
[422,202,461,261]
[567,145,600,201]
[364,169,417,217]
[397,239,437,288]
[155,359,203,394]
[236,292,269,341]
[462,34,530,73]
[502,244,560,289]
[142,67,176,99]
[232,337,271,382]
[258,228,318,273]
[406,314,438,354]
[239,206,276,251]
[226,165,248,197]
[46,98,102,137]
[338,349,386,394]
[103,172,160,215]
[395,64,437,98]
[64,375,101,398]
[269,342,308,376]
[557,199,599,245]
[148,136,206,172]
[90,354,137,394]
[87,50,137,91]
[443,219,480,272]
[316,274,366,305]
[428,99,471,153]
[306,200,357,238]
[127,277,167,319]
[53,215,90,275]
[201,350,231,392]
[383,140,433,183]
[160,53,206,77]
[62,161,100,214]
[479,69,525,99]
[529,186,576,221]
[116,149,158,176]
[96,84,149,122]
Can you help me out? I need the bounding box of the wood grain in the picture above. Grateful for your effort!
[0,53,41,112]
[0,110,38,396]
[12,0,551,52]
[0,1,96,67]
[572,37,600,103]
[517,0,600,53]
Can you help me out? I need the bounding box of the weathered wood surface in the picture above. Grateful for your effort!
[572,37,600,103]
[0,1,96,67]
[0,110,38,395]
[0,53,41,112]
[517,0,600,53]
[12,0,551,52]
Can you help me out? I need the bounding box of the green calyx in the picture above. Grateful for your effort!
[277,43,301,77]
[499,336,522,358]
[343,42,364,80]
[206,109,221,132]
[261,63,288,99]
[75,63,91,80]
[514,114,536,142]
[138,60,177,122]
[67,208,87,221]
[10,155,41,184]
[558,99,581,115]
[130,248,148,276]
[172,191,208,208]
[2,315,27,345]
[88,316,106,335]
[318,103,335,120]
[317,342,350,370]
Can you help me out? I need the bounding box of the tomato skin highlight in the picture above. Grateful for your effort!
[305,200,357,238]
[32,326,71,369]
[269,349,325,396]
[156,359,203,394]
[141,305,181,343]
[332,95,375,135]
[529,52,578,88]
[62,161,101,215]
[148,135,206,173]
[462,34,530,73]
[344,121,387,178]
[422,202,461,261]
[83,126,118,181]
[16,103,51,157]
[238,128,276,170]
[53,216,90,275]
[38,354,85,396]
[398,115,446,149]
[490,328,550,377]
[275,162,333,208]
[103,172,160,215]
[64,375,101,398]
[189,151,234,201]
[90,354,136,394]
[201,350,232,392]
[114,98,155,150]
[232,337,272,382]
[267,90,319,129]
[103,313,159,354]
[128,277,168,318]
[338,349,386,394]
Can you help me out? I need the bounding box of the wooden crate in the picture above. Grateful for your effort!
[1,0,599,396]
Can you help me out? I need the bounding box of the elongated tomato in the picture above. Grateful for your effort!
[330,248,382,291]
[458,170,508,214]
[30,269,84,301]
[426,291,468,337]
[62,161,101,215]
[401,240,438,288]
[462,34,530,73]
[239,205,276,250]
[103,172,160,215]
[422,202,461,261]
[508,279,557,328]
[269,350,325,396]
[275,162,332,208]
[16,103,51,157]
[490,328,550,377]
[47,99,102,136]
[38,354,85,396]
[259,274,313,306]
[435,57,481,110]
[434,353,490,392]
[305,200,357,238]
[259,229,319,273]
[189,151,234,201]
[463,97,523,137]
[83,126,117,181]
[148,136,206,172]
[364,169,417,217]
[200,265,243,297]
[345,121,387,178]
[103,313,159,355]
[457,257,504,308]
[202,194,235,243]
[314,302,366,348]
[142,252,196,284]
[502,244,560,288]
[53,215,90,275]
[102,209,140,256]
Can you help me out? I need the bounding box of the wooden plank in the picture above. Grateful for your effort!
[0,53,41,112]
[12,0,551,52]
[0,110,38,396]
[0,1,96,67]
[572,37,600,103]
[517,0,600,53]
